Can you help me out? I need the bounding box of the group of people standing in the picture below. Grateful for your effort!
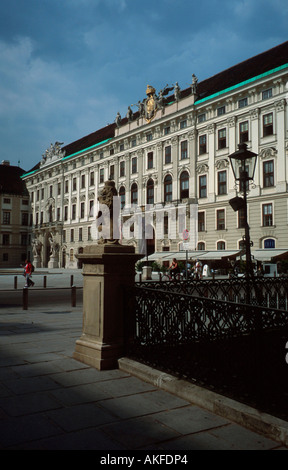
[169,258,209,279]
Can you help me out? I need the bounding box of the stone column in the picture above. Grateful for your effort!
[73,244,142,370]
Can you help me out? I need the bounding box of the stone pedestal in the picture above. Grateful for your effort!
[48,256,58,268]
[73,244,142,370]
[142,265,152,280]
[33,255,42,268]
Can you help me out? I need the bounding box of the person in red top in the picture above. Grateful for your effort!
[24,259,34,287]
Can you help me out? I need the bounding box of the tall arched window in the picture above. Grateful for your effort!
[119,186,125,209]
[180,171,189,199]
[131,182,138,205]
[164,174,172,202]
[146,178,154,205]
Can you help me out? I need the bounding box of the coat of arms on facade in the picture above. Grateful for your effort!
[144,85,158,123]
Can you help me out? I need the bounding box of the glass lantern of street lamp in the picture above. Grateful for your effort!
[229,143,257,183]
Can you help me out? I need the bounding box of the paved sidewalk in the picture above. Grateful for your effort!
[0,270,287,450]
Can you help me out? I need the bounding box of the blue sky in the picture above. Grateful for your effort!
[0,0,287,172]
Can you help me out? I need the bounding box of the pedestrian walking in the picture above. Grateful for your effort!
[23,259,35,287]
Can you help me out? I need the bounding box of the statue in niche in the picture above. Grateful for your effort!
[96,180,120,244]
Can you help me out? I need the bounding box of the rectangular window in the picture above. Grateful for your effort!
[73,178,77,191]
[3,234,9,245]
[120,161,125,177]
[217,106,225,116]
[21,212,29,226]
[80,202,85,218]
[72,204,76,220]
[199,135,207,154]
[99,168,104,183]
[263,160,274,187]
[262,203,273,226]
[165,146,171,164]
[131,157,137,174]
[57,208,60,221]
[198,113,206,123]
[199,175,207,198]
[79,227,83,241]
[70,229,74,242]
[64,206,68,221]
[218,128,226,149]
[164,126,170,135]
[147,152,153,169]
[238,208,245,228]
[146,133,152,142]
[65,180,68,193]
[263,113,273,137]
[262,88,272,100]
[180,119,187,129]
[3,198,11,204]
[21,233,28,246]
[90,172,94,186]
[217,171,227,195]
[198,212,205,232]
[49,185,53,197]
[238,97,248,108]
[3,211,10,224]
[110,165,115,180]
[58,183,61,195]
[239,121,249,143]
[180,140,188,160]
[81,174,86,189]
[216,209,225,230]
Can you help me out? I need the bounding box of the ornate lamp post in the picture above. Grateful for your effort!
[229,143,257,278]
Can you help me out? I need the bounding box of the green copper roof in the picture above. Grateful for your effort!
[194,63,288,105]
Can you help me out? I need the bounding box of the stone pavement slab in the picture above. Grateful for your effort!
[0,287,287,451]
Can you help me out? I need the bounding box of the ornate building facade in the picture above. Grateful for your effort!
[22,41,288,268]
[0,161,32,267]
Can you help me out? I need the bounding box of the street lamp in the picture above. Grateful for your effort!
[229,143,257,278]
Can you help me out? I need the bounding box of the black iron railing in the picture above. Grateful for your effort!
[136,277,288,310]
[125,285,288,420]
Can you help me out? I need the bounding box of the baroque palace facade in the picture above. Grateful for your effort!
[22,41,288,268]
